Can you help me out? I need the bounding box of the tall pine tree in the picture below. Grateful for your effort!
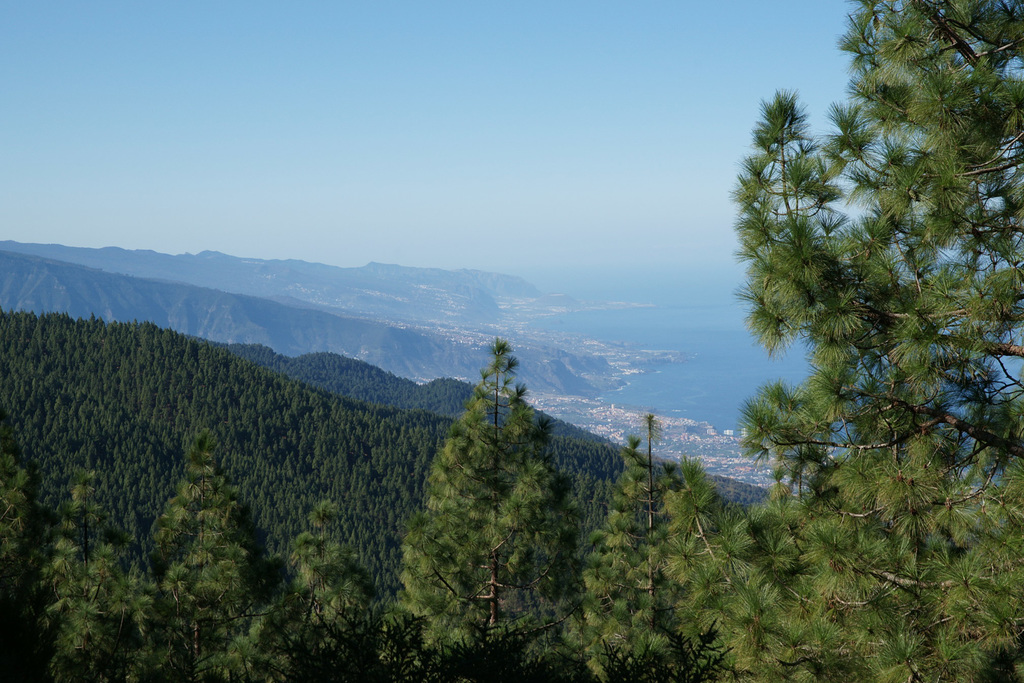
[256,500,376,680]
[150,431,280,682]
[734,1,1024,679]
[44,470,151,682]
[580,416,683,664]
[0,408,51,680]
[401,339,578,639]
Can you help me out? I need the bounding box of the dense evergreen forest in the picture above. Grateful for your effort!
[223,342,767,506]
[6,3,1024,679]
[224,342,604,440]
[225,342,476,416]
[0,310,625,597]
[0,309,728,681]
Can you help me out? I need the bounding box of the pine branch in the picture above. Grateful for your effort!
[897,400,1024,459]
[913,0,980,65]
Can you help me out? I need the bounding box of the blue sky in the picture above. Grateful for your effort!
[2,1,852,278]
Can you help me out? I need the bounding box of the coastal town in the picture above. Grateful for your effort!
[407,291,777,487]
[530,391,773,487]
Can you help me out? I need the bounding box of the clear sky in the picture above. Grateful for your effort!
[2,1,853,277]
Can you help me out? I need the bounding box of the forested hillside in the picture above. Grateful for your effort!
[224,342,768,505]
[0,310,738,681]
[224,343,620,442]
[224,343,477,417]
[0,309,621,596]
[0,248,613,395]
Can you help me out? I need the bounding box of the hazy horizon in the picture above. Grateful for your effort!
[4,1,853,276]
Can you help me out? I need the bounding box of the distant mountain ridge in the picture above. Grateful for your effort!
[0,247,611,394]
[0,241,548,325]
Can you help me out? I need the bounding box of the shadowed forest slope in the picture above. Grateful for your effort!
[0,310,623,595]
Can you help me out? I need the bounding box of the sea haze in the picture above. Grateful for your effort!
[518,264,810,433]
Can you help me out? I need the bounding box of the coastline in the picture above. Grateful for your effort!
[529,384,774,488]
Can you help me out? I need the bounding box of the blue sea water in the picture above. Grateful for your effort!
[519,265,810,433]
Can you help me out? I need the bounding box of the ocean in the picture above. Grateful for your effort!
[519,265,810,433]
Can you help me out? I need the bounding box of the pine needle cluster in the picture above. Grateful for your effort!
[729,1,1024,679]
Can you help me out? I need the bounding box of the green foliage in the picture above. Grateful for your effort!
[706,474,767,507]
[225,342,616,445]
[0,308,760,680]
[44,470,151,682]
[0,310,623,597]
[225,344,475,417]
[401,339,579,637]
[580,416,686,666]
[256,500,375,679]
[288,501,375,617]
[0,331,739,680]
[731,1,1024,679]
[149,431,281,681]
[597,626,727,683]
[0,408,51,680]
[663,469,807,679]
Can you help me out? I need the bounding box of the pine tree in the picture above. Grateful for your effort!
[288,501,374,625]
[400,339,578,638]
[735,1,1024,679]
[0,408,51,680]
[150,430,280,682]
[44,470,151,682]
[580,416,683,663]
[580,423,729,682]
[662,458,797,680]
[258,500,376,680]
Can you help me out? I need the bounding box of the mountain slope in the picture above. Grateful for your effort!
[0,249,607,393]
[0,309,622,596]
[224,343,767,505]
[223,342,615,446]
[0,241,547,325]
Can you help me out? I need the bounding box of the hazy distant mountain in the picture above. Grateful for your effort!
[0,249,608,394]
[0,241,549,326]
